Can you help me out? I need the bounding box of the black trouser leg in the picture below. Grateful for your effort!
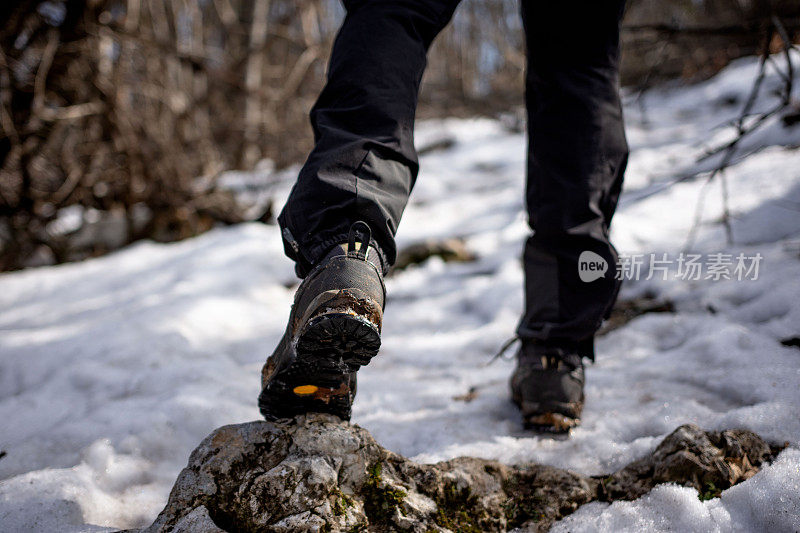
[278,0,461,277]
[517,1,629,358]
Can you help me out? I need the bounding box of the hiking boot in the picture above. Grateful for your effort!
[510,343,585,433]
[258,222,385,421]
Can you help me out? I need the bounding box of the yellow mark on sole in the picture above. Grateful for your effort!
[293,385,319,396]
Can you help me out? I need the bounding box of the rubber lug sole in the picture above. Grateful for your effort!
[258,313,380,421]
[512,395,584,434]
[522,412,581,434]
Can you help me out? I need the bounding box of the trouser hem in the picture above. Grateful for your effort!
[281,223,389,279]
[516,327,597,361]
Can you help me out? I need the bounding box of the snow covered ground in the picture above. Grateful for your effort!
[1,55,800,532]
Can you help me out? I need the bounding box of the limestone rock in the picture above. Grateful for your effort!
[600,424,778,501]
[142,417,781,532]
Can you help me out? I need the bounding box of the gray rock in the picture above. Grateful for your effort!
[141,416,782,532]
[171,507,225,533]
[600,424,777,502]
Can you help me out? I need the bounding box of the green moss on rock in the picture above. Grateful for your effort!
[433,482,488,533]
[332,489,354,516]
[362,462,407,526]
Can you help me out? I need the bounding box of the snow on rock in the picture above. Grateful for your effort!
[1,53,800,531]
[552,448,800,533]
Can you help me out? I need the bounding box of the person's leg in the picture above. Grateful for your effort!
[518,0,628,357]
[279,0,461,277]
[262,0,461,421]
[511,1,628,432]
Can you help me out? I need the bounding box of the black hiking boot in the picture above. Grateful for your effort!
[510,343,585,433]
[258,222,385,421]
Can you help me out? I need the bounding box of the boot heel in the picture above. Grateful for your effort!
[296,312,381,371]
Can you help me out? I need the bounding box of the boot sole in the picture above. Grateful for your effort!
[523,411,582,434]
[513,395,584,434]
[258,312,381,421]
